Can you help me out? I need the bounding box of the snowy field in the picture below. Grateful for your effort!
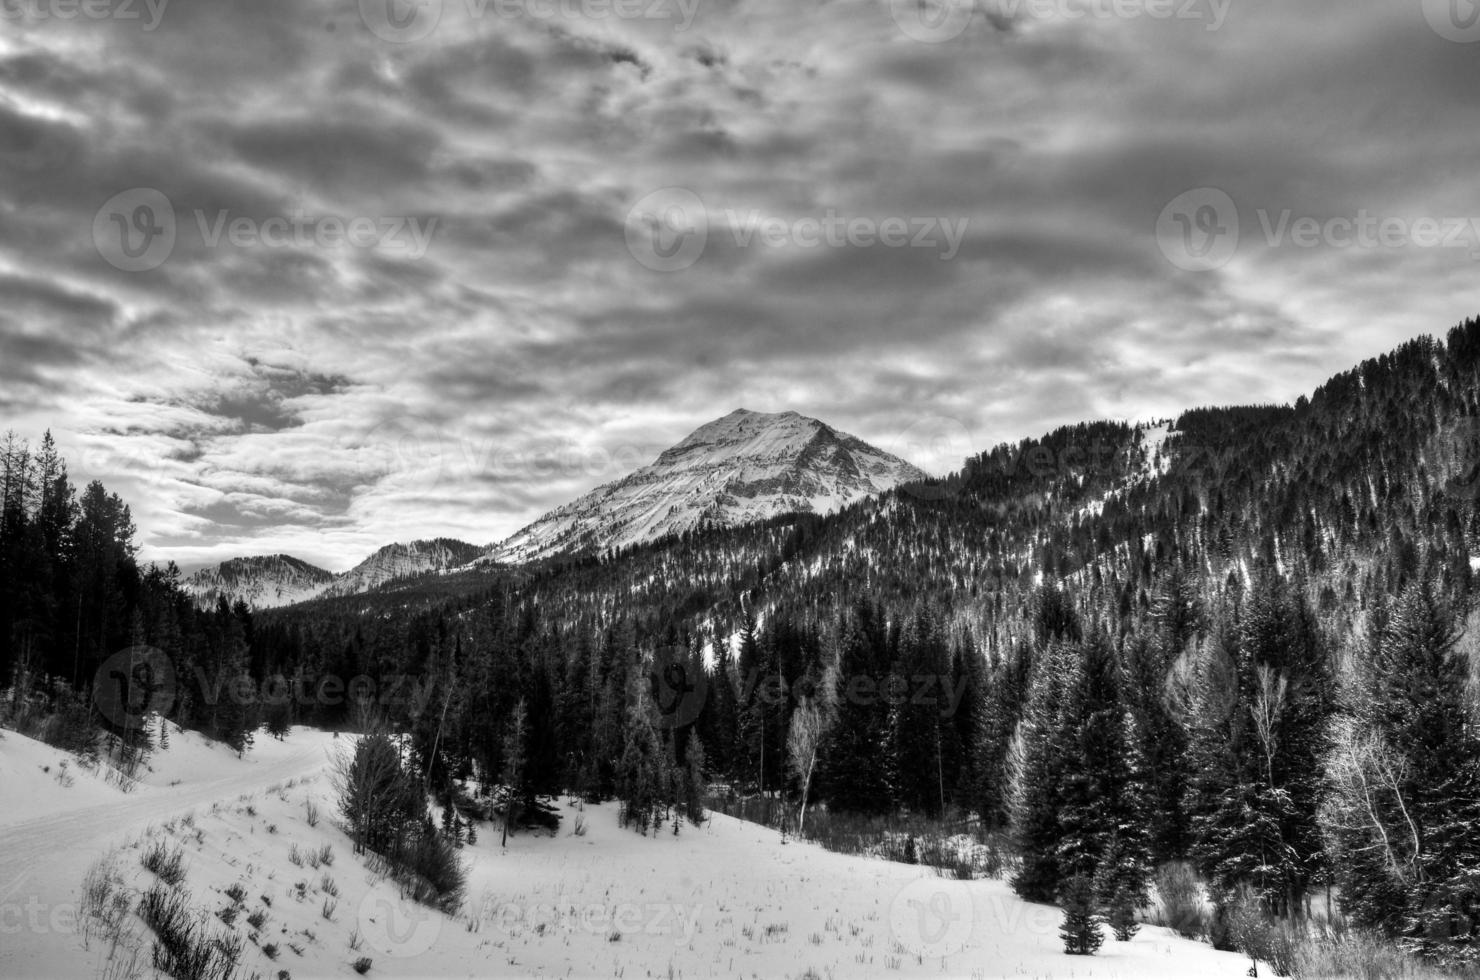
[0,726,1254,979]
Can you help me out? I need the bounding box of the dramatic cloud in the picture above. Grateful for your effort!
[3,0,1479,569]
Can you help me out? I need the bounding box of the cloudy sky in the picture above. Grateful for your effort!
[3,0,1479,571]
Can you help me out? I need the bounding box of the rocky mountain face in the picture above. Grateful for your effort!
[482,409,929,564]
[319,538,487,599]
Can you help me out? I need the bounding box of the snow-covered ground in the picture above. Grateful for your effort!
[0,726,1253,979]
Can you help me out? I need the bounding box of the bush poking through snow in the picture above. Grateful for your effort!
[139,884,241,980]
[1149,861,1206,940]
[351,956,372,974]
[141,842,186,887]
[80,853,132,948]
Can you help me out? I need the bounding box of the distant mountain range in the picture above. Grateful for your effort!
[184,538,485,609]
[183,409,927,608]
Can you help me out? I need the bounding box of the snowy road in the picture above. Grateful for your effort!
[0,738,329,889]
[0,729,340,980]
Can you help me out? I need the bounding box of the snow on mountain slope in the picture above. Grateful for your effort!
[320,538,486,598]
[185,539,483,609]
[485,409,928,563]
[183,554,334,610]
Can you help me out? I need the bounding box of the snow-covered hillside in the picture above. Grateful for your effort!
[485,409,928,563]
[184,539,483,610]
[319,538,486,599]
[0,726,1255,980]
[183,555,334,610]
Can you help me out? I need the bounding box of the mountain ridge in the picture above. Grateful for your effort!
[183,537,484,609]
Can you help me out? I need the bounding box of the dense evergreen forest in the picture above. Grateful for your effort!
[4,317,1480,964]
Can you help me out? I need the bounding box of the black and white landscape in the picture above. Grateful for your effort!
[5,1,1480,978]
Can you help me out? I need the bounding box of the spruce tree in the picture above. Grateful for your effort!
[1059,874,1105,955]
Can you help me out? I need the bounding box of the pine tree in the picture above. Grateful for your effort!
[1010,641,1077,902]
[501,698,528,847]
[1059,874,1105,955]
[617,673,665,835]
[1106,885,1141,941]
[1055,630,1152,902]
[818,601,897,814]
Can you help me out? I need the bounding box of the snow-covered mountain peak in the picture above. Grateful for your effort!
[483,410,927,564]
